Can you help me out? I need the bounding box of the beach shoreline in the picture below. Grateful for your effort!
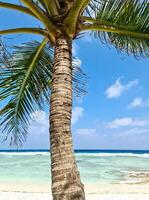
[0,182,149,200]
[1,150,149,199]
[1,182,149,193]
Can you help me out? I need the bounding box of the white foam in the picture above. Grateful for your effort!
[76,153,149,158]
[0,152,149,158]
[0,152,50,156]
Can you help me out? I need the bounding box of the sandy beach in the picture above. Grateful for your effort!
[1,192,149,200]
[1,150,149,200]
[0,182,149,200]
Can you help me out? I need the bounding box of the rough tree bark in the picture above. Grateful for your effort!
[49,36,85,200]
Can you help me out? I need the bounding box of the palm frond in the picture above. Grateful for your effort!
[72,59,87,97]
[84,0,101,17]
[91,0,149,57]
[34,0,47,10]
[0,39,53,146]
[0,37,11,68]
[0,38,87,146]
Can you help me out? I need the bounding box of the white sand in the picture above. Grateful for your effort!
[1,192,149,200]
[0,183,149,200]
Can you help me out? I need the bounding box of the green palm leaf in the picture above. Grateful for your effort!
[92,0,149,57]
[85,0,101,16]
[0,39,53,146]
[0,39,86,146]
[72,59,87,97]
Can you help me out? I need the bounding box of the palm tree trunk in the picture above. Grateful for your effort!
[50,36,85,200]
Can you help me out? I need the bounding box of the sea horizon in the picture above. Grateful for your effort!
[0,149,149,153]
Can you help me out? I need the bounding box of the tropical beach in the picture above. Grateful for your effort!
[1,185,149,200]
[0,151,149,199]
[0,0,149,199]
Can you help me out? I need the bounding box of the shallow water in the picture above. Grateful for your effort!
[0,150,149,184]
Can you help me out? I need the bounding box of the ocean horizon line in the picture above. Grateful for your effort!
[0,149,149,154]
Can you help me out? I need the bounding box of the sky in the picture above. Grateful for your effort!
[0,0,149,150]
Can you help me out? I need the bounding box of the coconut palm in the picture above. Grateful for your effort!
[0,0,149,199]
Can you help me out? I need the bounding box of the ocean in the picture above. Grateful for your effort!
[0,149,149,185]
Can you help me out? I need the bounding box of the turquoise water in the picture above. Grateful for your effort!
[0,151,149,184]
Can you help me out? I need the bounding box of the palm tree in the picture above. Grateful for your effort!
[0,0,148,199]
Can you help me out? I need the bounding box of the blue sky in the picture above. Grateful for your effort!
[0,1,149,150]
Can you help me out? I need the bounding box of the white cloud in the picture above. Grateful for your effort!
[73,58,82,67]
[76,128,96,136]
[106,77,124,98]
[105,117,149,129]
[106,77,139,98]
[128,97,149,109]
[72,107,84,124]
[128,97,143,108]
[31,111,47,122]
[117,128,149,137]
[72,43,79,56]
[105,117,133,128]
[29,111,48,135]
